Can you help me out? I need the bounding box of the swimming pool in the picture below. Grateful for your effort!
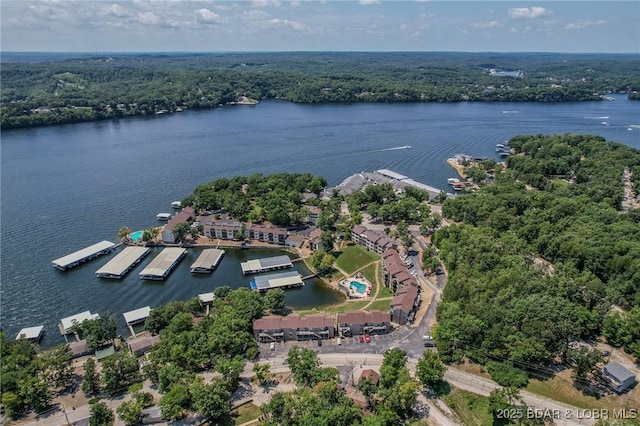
[349,281,368,294]
[130,230,144,241]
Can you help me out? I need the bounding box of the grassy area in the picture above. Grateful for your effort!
[526,370,638,411]
[334,244,380,275]
[366,299,392,312]
[442,388,493,426]
[231,403,262,425]
[361,263,379,292]
[378,286,394,298]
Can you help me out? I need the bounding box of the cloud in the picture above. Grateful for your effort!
[290,0,301,6]
[269,18,308,30]
[471,20,501,29]
[137,11,160,25]
[359,0,380,5]
[508,7,549,19]
[252,0,282,7]
[195,8,220,24]
[565,19,607,30]
[101,4,131,18]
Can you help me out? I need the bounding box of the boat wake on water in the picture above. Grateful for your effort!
[584,116,610,120]
[374,145,412,152]
[502,110,520,114]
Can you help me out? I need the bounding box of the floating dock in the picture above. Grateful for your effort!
[249,270,305,292]
[59,311,99,336]
[241,255,293,275]
[96,246,150,279]
[123,306,151,336]
[376,169,443,197]
[52,241,116,271]
[190,249,225,273]
[15,325,44,342]
[139,248,187,280]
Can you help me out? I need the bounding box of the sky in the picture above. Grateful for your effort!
[1,1,639,53]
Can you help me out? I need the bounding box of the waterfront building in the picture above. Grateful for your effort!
[161,207,194,243]
[337,311,391,337]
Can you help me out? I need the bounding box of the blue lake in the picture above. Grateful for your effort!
[2,96,639,347]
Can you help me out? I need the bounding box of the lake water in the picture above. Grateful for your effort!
[2,96,639,347]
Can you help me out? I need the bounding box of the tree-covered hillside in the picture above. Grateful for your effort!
[434,134,640,367]
[2,52,639,129]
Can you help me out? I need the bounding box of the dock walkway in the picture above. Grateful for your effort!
[139,248,187,280]
[96,246,150,279]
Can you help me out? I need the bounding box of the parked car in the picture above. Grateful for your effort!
[337,338,342,345]
[270,342,275,351]
[359,336,365,343]
[317,339,322,347]
[364,334,371,343]
[435,266,444,275]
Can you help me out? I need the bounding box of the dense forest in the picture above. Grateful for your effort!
[433,134,640,373]
[2,52,639,129]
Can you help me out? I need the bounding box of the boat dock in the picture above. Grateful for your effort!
[376,169,444,198]
[59,311,99,340]
[15,325,44,342]
[240,255,293,275]
[123,306,151,336]
[249,271,305,292]
[139,248,187,280]
[96,246,151,279]
[52,240,116,271]
[190,249,225,273]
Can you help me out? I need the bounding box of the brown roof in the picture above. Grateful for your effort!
[395,271,414,284]
[359,369,380,385]
[383,254,404,268]
[127,334,160,354]
[68,339,89,357]
[377,237,395,249]
[306,205,322,214]
[166,207,194,231]
[253,315,282,331]
[338,311,366,325]
[382,248,399,259]
[309,228,323,241]
[362,230,382,243]
[368,310,390,324]
[304,314,330,329]
[280,314,303,329]
[286,235,306,243]
[387,264,407,277]
[352,225,367,235]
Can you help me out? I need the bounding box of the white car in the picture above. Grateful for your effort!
[337,338,342,345]
[270,342,275,351]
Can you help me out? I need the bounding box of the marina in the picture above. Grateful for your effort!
[123,306,151,336]
[240,255,294,275]
[15,325,45,342]
[138,247,187,280]
[249,270,305,292]
[190,248,225,273]
[95,246,151,279]
[52,241,116,271]
[375,169,444,198]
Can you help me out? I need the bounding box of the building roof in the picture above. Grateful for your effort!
[252,271,304,291]
[387,263,407,277]
[304,314,334,329]
[285,235,306,243]
[604,362,636,382]
[15,325,44,340]
[280,314,302,329]
[60,311,100,333]
[352,225,367,235]
[368,310,390,324]
[338,311,366,325]
[138,248,187,278]
[190,249,224,271]
[382,248,399,259]
[198,292,215,303]
[52,241,115,269]
[241,255,293,273]
[391,285,419,314]
[376,169,408,181]
[401,178,441,195]
[362,230,382,243]
[127,334,160,354]
[68,339,89,357]
[95,344,116,360]
[95,246,150,278]
[165,207,194,231]
[309,228,323,241]
[123,306,152,325]
[359,369,380,385]
[253,315,283,331]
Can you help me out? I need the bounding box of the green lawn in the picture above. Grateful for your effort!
[366,299,391,312]
[232,403,262,425]
[334,244,380,275]
[297,301,370,316]
[442,388,493,426]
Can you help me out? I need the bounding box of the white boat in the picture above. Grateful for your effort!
[156,213,172,221]
[496,143,505,149]
[171,201,181,209]
[447,178,460,185]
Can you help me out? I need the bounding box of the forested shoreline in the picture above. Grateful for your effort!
[2,52,639,129]
[434,134,640,377]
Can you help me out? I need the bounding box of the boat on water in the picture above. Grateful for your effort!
[496,143,505,149]
[498,151,510,157]
[447,178,460,185]
[156,213,172,221]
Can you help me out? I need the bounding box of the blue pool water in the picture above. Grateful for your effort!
[350,281,367,294]
[130,230,144,241]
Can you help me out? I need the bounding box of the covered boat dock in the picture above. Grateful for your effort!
[250,271,304,292]
[138,248,187,280]
[241,255,293,275]
[59,311,99,341]
[52,241,116,271]
[15,326,45,342]
[190,249,225,273]
[96,246,150,279]
[123,306,152,336]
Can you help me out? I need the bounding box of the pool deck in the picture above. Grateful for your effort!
[340,275,372,299]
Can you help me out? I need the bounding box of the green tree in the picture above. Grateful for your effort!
[566,347,604,380]
[101,350,140,395]
[171,222,191,243]
[1,391,25,419]
[117,399,143,426]
[190,376,231,422]
[82,358,101,396]
[252,363,271,385]
[90,402,115,426]
[20,375,52,413]
[263,288,286,313]
[321,230,335,252]
[379,348,408,390]
[118,226,132,240]
[40,344,74,390]
[486,361,529,389]
[416,350,446,388]
[159,382,190,420]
